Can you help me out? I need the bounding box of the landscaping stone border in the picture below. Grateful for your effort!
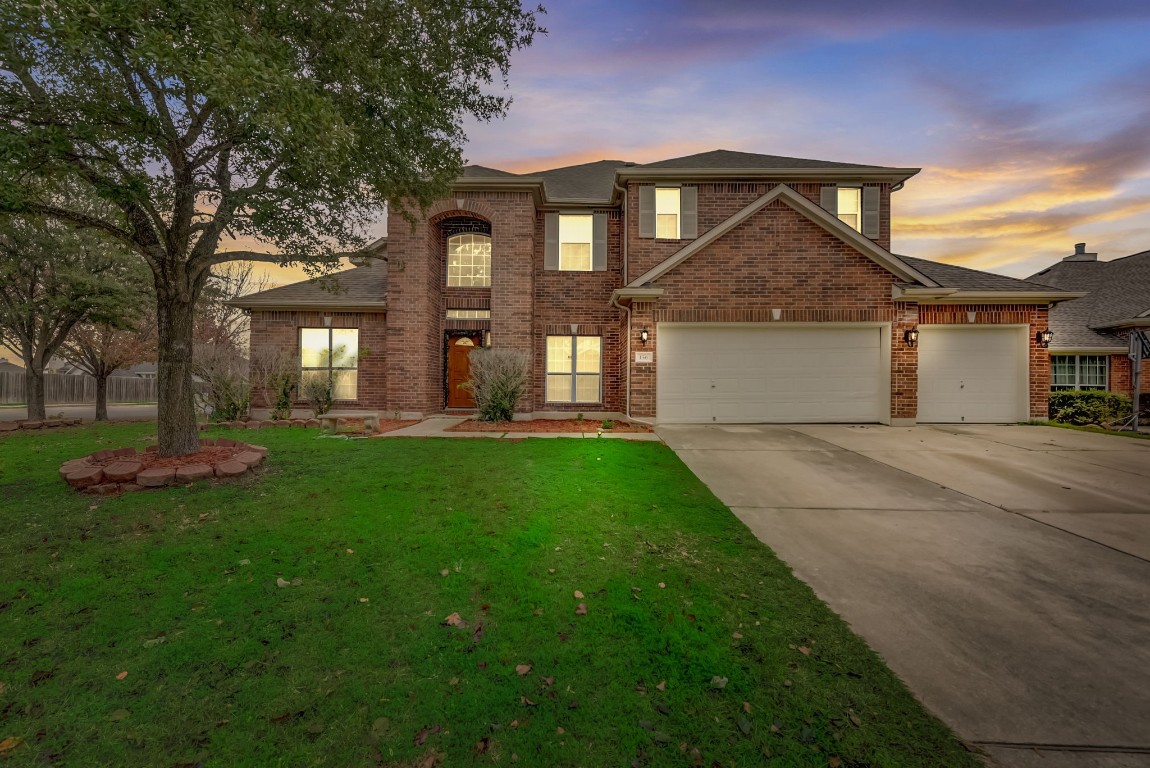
[60,438,267,494]
[1,417,84,432]
[200,418,321,430]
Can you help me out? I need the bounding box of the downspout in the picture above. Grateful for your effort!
[611,178,656,427]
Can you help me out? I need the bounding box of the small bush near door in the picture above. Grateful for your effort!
[468,348,529,422]
[1049,390,1132,426]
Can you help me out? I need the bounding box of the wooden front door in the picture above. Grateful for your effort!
[446,335,482,408]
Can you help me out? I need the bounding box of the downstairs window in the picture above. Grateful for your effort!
[1051,354,1107,391]
[546,335,601,403]
[300,328,359,400]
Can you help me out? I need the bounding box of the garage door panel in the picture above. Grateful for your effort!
[918,327,1026,424]
[657,325,884,424]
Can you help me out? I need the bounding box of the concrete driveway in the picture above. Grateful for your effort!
[660,424,1150,768]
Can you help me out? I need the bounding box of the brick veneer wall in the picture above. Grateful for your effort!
[624,181,891,283]
[1109,353,1150,396]
[248,310,388,410]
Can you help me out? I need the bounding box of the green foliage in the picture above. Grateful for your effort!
[1048,390,1132,425]
[601,419,616,430]
[192,344,249,421]
[0,424,980,768]
[269,373,295,420]
[467,348,529,422]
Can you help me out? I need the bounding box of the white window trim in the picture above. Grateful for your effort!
[446,233,491,287]
[655,186,681,240]
[300,327,359,401]
[1051,354,1109,391]
[558,214,593,272]
[545,335,602,403]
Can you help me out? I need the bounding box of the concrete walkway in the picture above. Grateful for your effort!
[660,423,1150,768]
[383,416,661,440]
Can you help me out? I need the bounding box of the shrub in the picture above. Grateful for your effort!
[1048,390,1132,426]
[300,373,334,417]
[467,348,529,422]
[601,419,616,430]
[192,343,250,421]
[249,349,297,420]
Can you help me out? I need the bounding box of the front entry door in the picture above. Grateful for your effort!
[446,335,482,408]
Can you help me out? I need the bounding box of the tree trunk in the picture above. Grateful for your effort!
[94,371,109,422]
[25,364,46,421]
[155,291,200,456]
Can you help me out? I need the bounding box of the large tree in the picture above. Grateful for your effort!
[0,214,140,419]
[0,0,543,454]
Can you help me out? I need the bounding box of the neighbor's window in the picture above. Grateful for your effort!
[558,215,593,271]
[656,187,681,239]
[446,309,492,319]
[1051,354,1107,391]
[447,233,491,287]
[546,335,601,403]
[837,187,861,231]
[300,328,359,400]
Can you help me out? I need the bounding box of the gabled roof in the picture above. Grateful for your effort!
[536,160,632,202]
[230,264,388,311]
[635,149,898,171]
[1026,248,1150,349]
[628,184,937,288]
[899,256,1064,293]
[460,164,519,178]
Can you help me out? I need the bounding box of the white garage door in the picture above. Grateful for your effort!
[917,326,1027,423]
[657,325,885,424]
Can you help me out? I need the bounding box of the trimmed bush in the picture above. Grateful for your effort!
[1048,390,1132,426]
[467,348,529,422]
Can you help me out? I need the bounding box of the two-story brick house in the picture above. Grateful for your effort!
[234,149,1081,425]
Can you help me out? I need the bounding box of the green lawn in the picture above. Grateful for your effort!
[0,424,979,767]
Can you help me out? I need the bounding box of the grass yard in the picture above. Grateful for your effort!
[0,424,979,767]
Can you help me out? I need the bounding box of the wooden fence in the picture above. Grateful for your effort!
[0,371,157,404]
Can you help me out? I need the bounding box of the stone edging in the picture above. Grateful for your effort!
[60,438,267,494]
[1,418,84,432]
[201,419,321,430]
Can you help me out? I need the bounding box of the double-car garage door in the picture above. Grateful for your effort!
[656,324,1027,424]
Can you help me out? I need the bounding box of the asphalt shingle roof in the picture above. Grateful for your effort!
[635,149,898,171]
[231,264,388,309]
[899,255,1061,293]
[1026,250,1150,349]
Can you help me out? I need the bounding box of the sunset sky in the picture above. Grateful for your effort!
[260,0,1150,287]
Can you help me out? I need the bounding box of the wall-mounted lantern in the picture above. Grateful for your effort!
[1036,328,1054,348]
[639,328,650,344]
[903,327,920,348]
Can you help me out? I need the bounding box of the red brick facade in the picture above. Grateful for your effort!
[247,171,1057,424]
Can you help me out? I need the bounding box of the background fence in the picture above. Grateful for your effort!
[0,371,157,404]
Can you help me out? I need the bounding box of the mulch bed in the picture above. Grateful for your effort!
[447,418,652,433]
[86,445,244,470]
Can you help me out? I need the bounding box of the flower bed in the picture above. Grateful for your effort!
[59,438,267,494]
[447,418,652,433]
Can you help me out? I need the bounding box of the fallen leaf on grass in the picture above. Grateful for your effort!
[710,676,728,689]
[276,578,290,588]
[542,676,555,686]
[359,598,369,603]
[548,568,555,574]
[515,664,532,676]
[269,711,303,724]
[449,677,460,686]
[520,696,536,706]
[575,603,587,615]
[655,680,666,691]
[510,719,519,729]
[732,632,743,639]
[783,679,793,688]
[472,623,485,642]
[413,725,441,746]
[849,713,862,727]
[658,582,666,589]
[108,709,130,721]
[115,671,128,680]
[346,549,354,554]
[799,646,811,655]
[737,715,752,736]
[556,726,565,735]
[573,590,584,599]
[476,737,490,753]
[440,569,450,577]
[743,702,751,714]
[830,757,842,767]
[443,613,467,628]
[143,636,165,648]
[0,737,22,754]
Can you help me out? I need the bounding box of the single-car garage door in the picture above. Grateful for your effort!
[657,325,885,424]
[917,326,1027,423]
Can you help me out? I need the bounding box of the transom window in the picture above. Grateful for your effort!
[837,187,861,232]
[546,335,601,403]
[447,233,491,287]
[558,215,593,271]
[446,309,491,319]
[300,328,359,400]
[656,187,680,239]
[1051,354,1107,391]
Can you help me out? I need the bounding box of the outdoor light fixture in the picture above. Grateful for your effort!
[323,315,332,327]
[640,328,650,344]
[484,330,492,348]
[903,327,920,348]
[1036,328,1054,348]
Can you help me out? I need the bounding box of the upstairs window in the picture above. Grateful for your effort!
[300,328,359,400]
[1051,355,1107,391]
[837,187,861,231]
[656,187,681,239]
[447,233,491,287]
[559,215,593,271]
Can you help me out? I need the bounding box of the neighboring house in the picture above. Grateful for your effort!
[1028,244,1150,395]
[0,358,24,373]
[233,149,1081,425]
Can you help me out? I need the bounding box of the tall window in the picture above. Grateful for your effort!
[546,336,601,403]
[447,233,491,287]
[656,187,681,239]
[300,328,359,400]
[558,215,593,271]
[837,187,861,231]
[1051,354,1107,391]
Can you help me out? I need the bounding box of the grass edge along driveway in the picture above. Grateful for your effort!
[0,424,980,767]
